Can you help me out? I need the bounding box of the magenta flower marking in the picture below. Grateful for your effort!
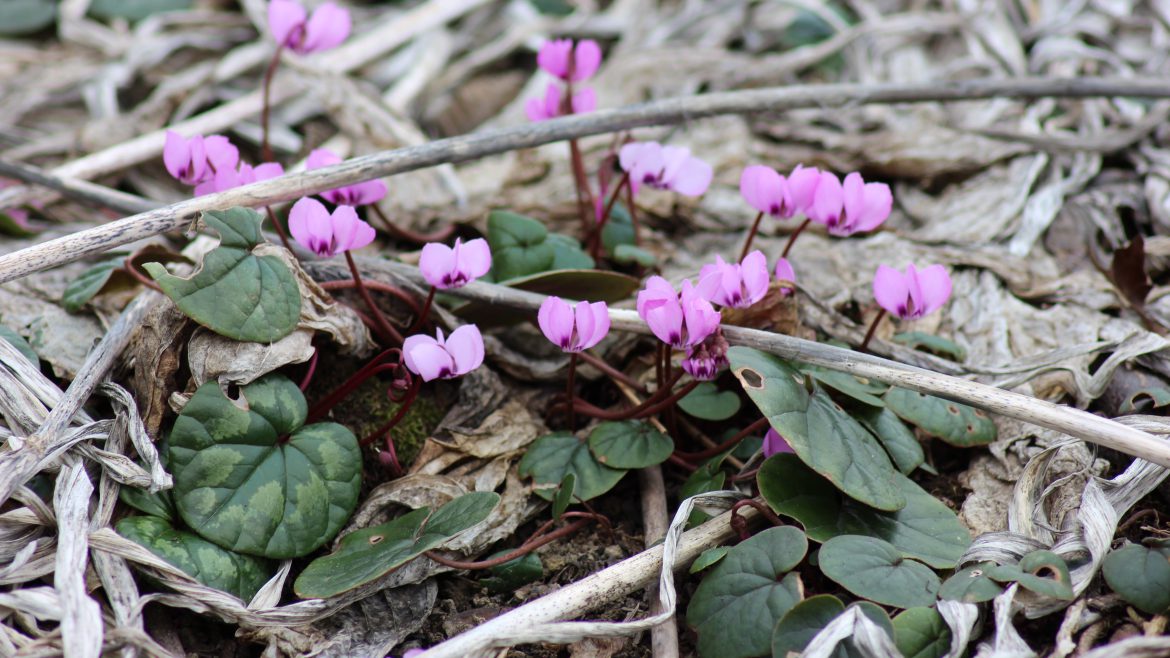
[872,263,952,320]
[696,251,770,309]
[808,171,891,237]
[681,329,729,381]
[268,0,351,55]
[773,257,796,296]
[403,325,484,382]
[537,296,610,353]
[419,238,492,290]
[636,276,720,349]
[536,39,602,82]
[306,148,387,206]
[287,197,375,257]
[525,82,596,122]
[194,161,284,196]
[763,428,794,457]
[163,132,239,186]
[619,142,713,197]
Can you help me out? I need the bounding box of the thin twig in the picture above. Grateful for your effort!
[0,158,157,215]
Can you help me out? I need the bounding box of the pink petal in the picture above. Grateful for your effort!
[457,238,492,280]
[350,179,387,205]
[329,205,370,253]
[740,250,770,303]
[774,257,795,283]
[405,339,453,382]
[787,165,820,212]
[302,2,350,54]
[680,280,718,346]
[809,171,843,228]
[740,165,788,216]
[842,172,866,232]
[637,275,676,317]
[857,182,893,232]
[571,87,596,114]
[536,39,572,79]
[525,97,550,122]
[695,263,725,304]
[580,301,610,350]
[763,428,794,457]
[572,300,595,351]
[644,298,684,346]
[211,167,240,193]
[203,135,239,172]
[163,131,191,182]
[669,157,713,196]
[873,265,910,318]
[618,142,654,173]
[571,40,602,81]
[268,0,306,48]
[446,325,484,375]
[419,242,456,288]
[538,296,571,347]
[911,264,952,316]
[658,146,692,185]
[251,162,284,182]
[306,148,341,170]
[288,197,333,256]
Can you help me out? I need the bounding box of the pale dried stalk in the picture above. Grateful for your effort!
[4,77,1170,284]
[54,458,102,658]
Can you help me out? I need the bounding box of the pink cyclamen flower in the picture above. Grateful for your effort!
[872,263,952,320]
[403,325,484,382]
[536,39,602,82]
[194,161,284,196]
[636,276,720,349]
[537,297,610,353]
[774,257,796,296]
[807,171,891,237]
[619,142,712,197]
[306,148,387,206]
[525,82,596,122]
[163,132,239,186]
[419,238,492,290]
[696,251,770,309]
[288,197,375,257]
[268,0,350,55]
[763,428,794,457]
[681,329,729,381]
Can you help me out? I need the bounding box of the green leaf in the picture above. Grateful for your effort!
[613,244,656,267]
[818,535,940,608]
[729,347,905,512]
[518,433,625,501]
[119,486,176,523]
[62,256,126,313]
[1102,543,1170,614]
[988,551,1073,600]
[892,332,967,362]
[0,0,56,35]
[552,472,575,520]
[452,268,639,328]
[690,547,730,574]
[169,373,362,559]
[938,562,1002,603]
[480,552,543,594]
[806,367,888,407]
[757,454,968,568]
[293,492,500,599]
[681,452,730,527]
[547,233,595,270]
[771,594,844,658]
[883,387,996,447]
[587,421,674,469]
[0,210,37,236]
[892,607,952,658]
[116,516,274,601]
[678,382,742,421]
[0,325,38,367]
[89,0,192,20]
[487,210,554,280]
[601,203,635,255]
[143,208,300,343]
[530,0,574,15]
[687,526,808,658]
[855,406,925,475]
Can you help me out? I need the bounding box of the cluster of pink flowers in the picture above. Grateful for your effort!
[619,142,712,198]
[526,39,601,122]
[740,164,892,237]
[163,131,284,196]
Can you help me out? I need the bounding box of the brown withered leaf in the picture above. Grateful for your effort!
[720,280,799,334]
[1111,234,1152,307]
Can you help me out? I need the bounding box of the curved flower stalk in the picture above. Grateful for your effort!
[861,263,953,350]
[696,251,770,309]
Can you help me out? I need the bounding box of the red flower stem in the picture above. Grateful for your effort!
[369,204,455,244]
[556,370,685,420]
[666,453,698,471]
[260,46,283,163]
[360,376,421,446]
[631,381,698,419]
[674,417,770,461]
[122,251,164,294]
[577,350,646,394]
[566,352,578,432]
[424,518,594,570]
[264,206,293,253]
[569,139,593,233]
[739,211,766,262]
[780,218,812,259]
[320,279,422,318]
[298,347,320,392]
[588,171,630,257]
[307,350,402,422]
[344,251,404,345]
[626,173,640,247]
[411,286,436,333]
[859,308,887,352]
[730,499,783,535]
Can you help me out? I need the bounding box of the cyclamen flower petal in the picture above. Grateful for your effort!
[537,296,610,353]
[536,39,602,82]
[774,257,796,296]
[525,83,596,122]
[839,172,892,235]
[403,326,484,382]
[419,238,492,289]
[787,165,821,212]
[306,148,387,206]
[163,132,208,185]
[195,161,284,195]
[807,170,844,228]
[740,165,793,218]
[696,251,770,309]
[268,0,306,48]
[680,329,728,381]
[763,428,794,457]
[619,142,712,197]
[288,197,375,257]
[268,0,350,55]
[637,276,719,349]
[873,263,952,320]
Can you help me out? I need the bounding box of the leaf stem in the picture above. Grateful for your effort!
[780,217,812,259]
[411,285,436,333]
[566,352,578,432]
[264,205,293,253]
[345,250,403,345]
[859,308,887,352]
[674,417,770,461]
[424,516,597,570]
[360,375,421,446]
[588,171,630,258]
[298,346,319,392]
[739,211,765,262]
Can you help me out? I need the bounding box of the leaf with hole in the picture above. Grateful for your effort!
[587,420,673,469]
[1102,543,1170,614]
[116,516,275,601]
[988,550,1073,600]
[818,535,940,608]
[143,208,300,343]
[730,347,904,511]
[883,387,996,447]
[892,607,952,658]
[757,454,968,568]
[519,433,625,501]
[687,526,808,658]
[855,406,924,475]
[169,373,362,559]
[678,382,742,421]
[62,255,127,313]
[294,493,499,598]
[938,562,1002,603]
[480,552,543,594]
[892,332,967,362]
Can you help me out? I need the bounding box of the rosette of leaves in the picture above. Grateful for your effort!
[168,372,362,559]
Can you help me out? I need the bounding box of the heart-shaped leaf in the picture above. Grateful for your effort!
[120,486,176,523]
[757,454,968,568]
[169,373,362,559]
[488,210,554,280]
[883,387,996,447]
[818,535,940,608]
[690,546,730,574]
[116,516,274,601]
[771,597,893,658]
[938,562,1002,603]
[480,552,543,594]
[62,255,127,313]
[143,208,300,343]
[452,268,639,327]
[988,550,1073,600]
[552,472,575,520]
[0,325,38,367]
[0,0,56,35]
[587,420,674,469]
[518,433,625,501]
[855,406,925,475]
[730,347,904,512]
[806,367,888,407]
[892,607,952,658]
[1102,543,1170,614]
[687,526,808,658]
[613,243,656,266]
[294,492,500,599]
[89,0,192,20]
[547,233,595,270]
[892,332,967,362]
[601,203,635,255]
[682,451,730,527]
[678,382,742,421]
